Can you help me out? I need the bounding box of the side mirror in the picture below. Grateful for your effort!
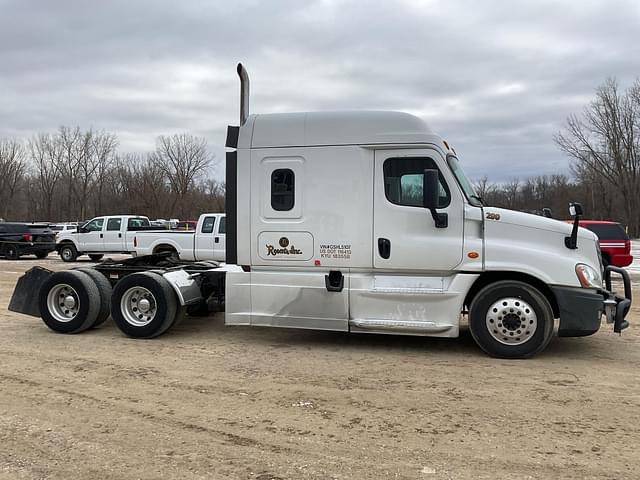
[423,169,448,229]
[423,169,440,210]
[565,202,583,249]
[78,226,88,233]
[569,202,583,217]
[542,208,553,218]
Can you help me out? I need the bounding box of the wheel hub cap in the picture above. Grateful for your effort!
[63,295,76,309]
[138,298,151,313]
[485,297,538,346]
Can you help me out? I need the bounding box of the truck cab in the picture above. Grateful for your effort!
[222,65,631,358]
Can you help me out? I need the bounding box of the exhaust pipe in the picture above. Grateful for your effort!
[237,63,249,126]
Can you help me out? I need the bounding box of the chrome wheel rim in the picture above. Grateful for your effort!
[61,248,73,261]
[120,286,157,327]
[47,284,80,322]
[486,297,537,345]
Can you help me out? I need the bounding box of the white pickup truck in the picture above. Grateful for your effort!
[56,215,154,262]
[133,213,226,262]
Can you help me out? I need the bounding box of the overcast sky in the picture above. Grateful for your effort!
[1,0,639,181]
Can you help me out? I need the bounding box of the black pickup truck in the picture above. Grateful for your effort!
[0,223,56,260]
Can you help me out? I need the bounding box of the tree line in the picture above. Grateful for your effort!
[1,78,638,235]
[0,128,224,223]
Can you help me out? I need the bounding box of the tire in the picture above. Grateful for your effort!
[75,267,112,327]
[468,280,554,359]
[38,270,101,334]
[4,244,19,260]
[35,251,49,259]
[59,244,78,262]
[89,254,104,262]
[110,272,180,338]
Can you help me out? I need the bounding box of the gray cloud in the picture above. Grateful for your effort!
[1,0,639,181]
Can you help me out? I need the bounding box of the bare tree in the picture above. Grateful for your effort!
[555,78,640,235]
[0,139,26,219]
[151,134,214,217]
[28,133,62,220]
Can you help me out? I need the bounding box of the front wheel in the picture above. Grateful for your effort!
[59,244,78,262]
[468,281,554,359]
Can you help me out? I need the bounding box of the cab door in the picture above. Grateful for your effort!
[78,217,105,252]
[213,216,226,262]
[194,215,216,260]
[103,217,124,251]
[373,149,464,270]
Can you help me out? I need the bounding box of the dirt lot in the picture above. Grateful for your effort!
[1,256,639,480]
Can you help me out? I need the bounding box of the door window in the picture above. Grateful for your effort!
[218,217,226,234]
[84,218,104,232]
[201,217,215,234]
[271,169,295,211]
[106,218,122,231]
[383,157,450,208]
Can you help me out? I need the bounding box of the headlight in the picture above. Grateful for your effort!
[575,263,602,288]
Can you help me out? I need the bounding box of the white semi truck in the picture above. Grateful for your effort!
[8,64,631,358]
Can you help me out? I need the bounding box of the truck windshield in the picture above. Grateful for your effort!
[447,155,483,207]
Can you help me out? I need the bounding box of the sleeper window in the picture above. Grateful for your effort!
[383,157,450,208]
[271,169,295,211]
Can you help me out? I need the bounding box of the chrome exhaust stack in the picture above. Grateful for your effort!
[237,63,249,126]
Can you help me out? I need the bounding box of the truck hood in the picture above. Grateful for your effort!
[484,207,597,240]
[482,207,601,287]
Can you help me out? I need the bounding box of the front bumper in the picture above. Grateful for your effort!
[552,266,632,337]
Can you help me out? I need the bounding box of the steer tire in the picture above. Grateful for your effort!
[75,268,112,327]
[468,280,554,359]
[59,244,78,262]
[38,270,101,334]
[89,254,104,262]
[110,272,179,339]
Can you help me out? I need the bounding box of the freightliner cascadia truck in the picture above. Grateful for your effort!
[8,64,631,358]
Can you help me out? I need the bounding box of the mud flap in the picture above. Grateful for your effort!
[8,267,53,317]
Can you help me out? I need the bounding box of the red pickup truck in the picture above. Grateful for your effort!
[576,220,633,267]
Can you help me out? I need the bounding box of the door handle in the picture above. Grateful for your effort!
[118,233,122,238]
[378,238,391,259]
[214,237,219,243]
[100,233,103,239]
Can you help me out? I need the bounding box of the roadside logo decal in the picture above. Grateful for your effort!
[266,237,302,256]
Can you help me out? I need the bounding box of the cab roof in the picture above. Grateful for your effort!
[238,111,444,149]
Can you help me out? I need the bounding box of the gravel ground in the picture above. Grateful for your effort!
[1,255,639,479]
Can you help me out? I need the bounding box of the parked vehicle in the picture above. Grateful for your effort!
[0,223,56,260]
[576,221,633,267]
[56,215,155,262]
[9,64,632,358]
[133,213,225,262]
[50,223,79,239]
